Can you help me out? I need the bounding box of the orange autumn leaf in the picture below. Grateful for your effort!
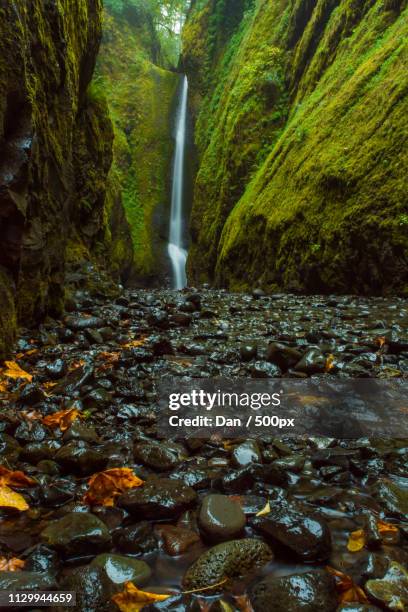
[112,582,170,612]
[0,557,25,571]
[326,566,369,604]
[347,519,399,552]
[84,468,144,507]
[42,408,82,431]
[2,361,32,382]
[0,486,29,512]
[0,466,36,488]
[325,354,335,372]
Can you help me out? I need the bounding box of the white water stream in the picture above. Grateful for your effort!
[168,75,188,290]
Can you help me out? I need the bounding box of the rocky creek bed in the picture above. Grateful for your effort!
[0,288,407,611]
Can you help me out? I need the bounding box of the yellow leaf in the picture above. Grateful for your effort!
[347,528,365,552]
[0,557,25,571]
[326,566,369,604]
[112,582,170,612]
[347,520,399,552]
[2,361,32,382]
[325,354,335,372]
[256,501,271,517]
[0,381,8,393]
[0,485,29,511]
[84,468,144,507]
[42,408,82,431]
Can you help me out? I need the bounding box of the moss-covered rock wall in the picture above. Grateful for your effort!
[0,0,133,358]
[183,0,408,295]
[96,8,179,284]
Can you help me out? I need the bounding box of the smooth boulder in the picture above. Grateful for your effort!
[40,513,111,555]
[198,494,246,542]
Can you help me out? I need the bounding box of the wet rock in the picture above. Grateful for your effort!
[222,465,262,493]
[40,477,76,507]
[40,512,111,555]
[266,343,302,370]
[170,312,192,327]
[252,500,332,562]
[15,420,48,443]
[231,440,262,467]
[134,440,185,471]
[147,309,169,329]
[240,344,258,362]
[365,562,408,610]
[36,460,60,476]
[294,348,327,374]
[54,441,107,475]
[64,316,105,330]
[21,440,61,463]
[183,539,273,590]
[0,571,58,591]
[45,359,68,380]
[83,388,112,409]
[250,362,281,378]
[113,522,157,554]
[119,478,197,520]
[151,336,175,356]
[91,553,152,586]
[62,422,99,443]
[199,494,246,542]
[22,544,60,574]
[18,383,47,406]
[156,525,200,555]
[58,566,114,612]
[0,433,21,461]
[374,478,408,518]
[250,570,337,612]
[85,329,104,344]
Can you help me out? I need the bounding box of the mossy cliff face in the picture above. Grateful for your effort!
[183,0,408,294]
[96,8,179,284]
[0,0,132,358]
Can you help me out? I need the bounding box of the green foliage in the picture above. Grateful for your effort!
[184,0,408,294]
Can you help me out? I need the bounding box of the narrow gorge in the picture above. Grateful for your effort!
[0,1,407,611]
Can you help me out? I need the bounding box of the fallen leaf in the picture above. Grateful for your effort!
[0,557,25,571]
[0,381,8,393]
[42,408,82,431]
[112,582,170,612]
[2,361,32,382]
[326,566,369,604]
[325,354,335,372]
[347,519,399,552]
[0,486,29,511]
[256,501,271,517]
[43,381,58,391]
[84,468,144,507]
[0,466,36,488]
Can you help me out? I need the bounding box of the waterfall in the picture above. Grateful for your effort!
[168,75,188,290]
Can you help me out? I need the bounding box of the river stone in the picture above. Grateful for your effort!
[54,441,107,475]
[0,571,58,591]
[294,348,326,374]
[199,494,246,542]
[91,553,151,586]
[252,500,331,562]
[231,440,262,467]
[118,478,197,519]
[365,562,408,610]
[182,539,273,590]
[58,566,114,612]
[40,512,111,554]
[250,570,337,612]
[266,342,302,370]
[134,441,185,471]
[374,478,408,518]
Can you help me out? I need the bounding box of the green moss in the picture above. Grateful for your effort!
[96,10,178,280]
[0,269,16,359]
[184,0,408,294]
